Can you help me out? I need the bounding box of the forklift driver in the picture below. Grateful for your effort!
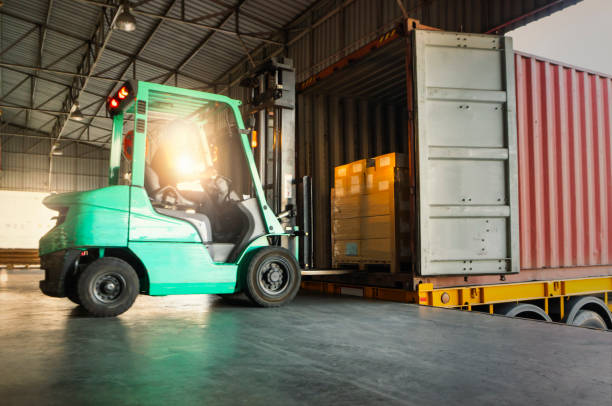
[124,119,245,244]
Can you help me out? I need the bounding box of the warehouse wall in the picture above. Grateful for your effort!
[0,127,109,193]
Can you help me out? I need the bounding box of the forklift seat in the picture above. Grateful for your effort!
[157,208,236,262]
[157,208,213,244]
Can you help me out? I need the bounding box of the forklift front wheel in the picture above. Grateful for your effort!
[244,247,301,307]
[77,257,140,317]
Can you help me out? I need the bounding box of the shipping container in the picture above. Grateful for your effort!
[297,21,611,325]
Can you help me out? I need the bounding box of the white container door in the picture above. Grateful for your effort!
[412,29,519,275]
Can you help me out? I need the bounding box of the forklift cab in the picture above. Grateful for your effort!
[114,83,266,263]
[38,81,300,317]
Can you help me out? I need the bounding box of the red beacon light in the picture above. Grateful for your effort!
[109,98,119,108]
[118,86,129,100]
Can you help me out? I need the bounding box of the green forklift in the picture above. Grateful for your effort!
[38,80,301,316]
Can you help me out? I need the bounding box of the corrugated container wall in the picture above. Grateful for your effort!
[297,93,410,267]
[515,53,612,270]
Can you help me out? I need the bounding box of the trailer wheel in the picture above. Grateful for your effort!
[498,303,552,322]
[77,257,139,317]
[570,310,607,329]
[244,247,300,307]
[563,296,611,330]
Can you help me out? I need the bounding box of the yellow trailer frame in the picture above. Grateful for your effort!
[301,276,612,320]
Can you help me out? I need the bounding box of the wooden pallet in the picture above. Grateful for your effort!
[0,249,40,269]
[333,260,394,273]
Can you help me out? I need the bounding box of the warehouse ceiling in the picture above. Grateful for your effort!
[0,0,582,151]
[0,0,318,149]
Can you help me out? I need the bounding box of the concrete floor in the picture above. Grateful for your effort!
[0,269,610,406]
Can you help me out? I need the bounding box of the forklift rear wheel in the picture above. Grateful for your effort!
[77,257,139,317]
[244,247,300,307]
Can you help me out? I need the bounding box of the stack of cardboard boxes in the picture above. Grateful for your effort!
[331,153,412,273]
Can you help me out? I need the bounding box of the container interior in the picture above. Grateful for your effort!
[296,38,414,269]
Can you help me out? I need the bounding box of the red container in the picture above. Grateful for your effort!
[515,52,612,271]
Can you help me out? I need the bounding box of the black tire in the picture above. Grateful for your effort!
[65,272,81,305]
[77,257,139,317]
[244,247,301,307]
[570,310,607,329]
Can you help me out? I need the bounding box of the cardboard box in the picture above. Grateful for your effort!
[331,153,413,273]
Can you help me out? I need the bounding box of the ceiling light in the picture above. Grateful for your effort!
[116,2,137,32]
[70,102,84,121]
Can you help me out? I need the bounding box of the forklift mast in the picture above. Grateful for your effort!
[240,57,307,261]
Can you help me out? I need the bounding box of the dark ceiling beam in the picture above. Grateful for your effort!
[0,26,38,58]
[96,0,179,78]
[0,104,111,119]
[0,65,109,132]
[162,0,248,85]
[82,0,182,137]
[0,9,213,88]
[29,0,55,129]
[212,0,338,93]
[235,6,256,68]
[93,59,127,78]
[132,0,157,7]
[0,76,30,104]
[67,0,282,44]
[43,42,87,71]
[3,43,89,129]
[484,0,567,33]
[208,0,282,30]
[31,88,68,135]
[0,131,110,146]
[395,0,410,19]
[2,84,66,137]
[1,121,109,145]
[0,101,112,132]
[0,77,31,142]
[0,125,110,156]
[0,66,106,98]
[0,100,111,149]
[48,1,121,151]
[0,62,123,83]
[189,9,230,24]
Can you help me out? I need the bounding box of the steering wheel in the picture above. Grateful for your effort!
[213,175,233,203]
[154,185,195,208]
